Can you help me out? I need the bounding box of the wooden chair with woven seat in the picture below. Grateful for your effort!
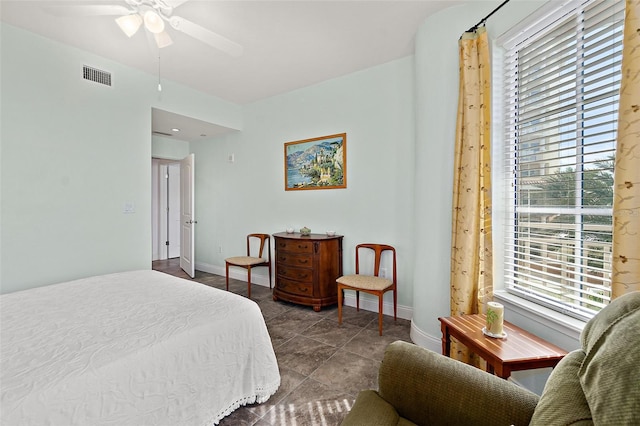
[337,243,397,335]
[225,233,272,299]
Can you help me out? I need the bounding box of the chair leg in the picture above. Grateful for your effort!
[268,264,272,289]
[393,289,397,321]
[356,291,360,311]
[337,285,343,325]
[225,262,230,292]
[247,267,252,299]
[378,294,384,336]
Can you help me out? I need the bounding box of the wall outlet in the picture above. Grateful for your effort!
[380,268,387,278]
[123,201,135,214]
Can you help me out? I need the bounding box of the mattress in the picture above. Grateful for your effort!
[0,270,280,425]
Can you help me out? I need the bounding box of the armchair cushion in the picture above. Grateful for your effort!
[342,341,538,426]
[530,291,640,426]
[345,390,410,426]
[579,292,640,425]
[528,350,592,425]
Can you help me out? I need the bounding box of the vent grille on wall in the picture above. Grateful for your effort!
[83,65,111,86]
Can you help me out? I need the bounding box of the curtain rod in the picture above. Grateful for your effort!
[466,0,511,32]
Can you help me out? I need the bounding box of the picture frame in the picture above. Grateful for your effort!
[284,133,347,191]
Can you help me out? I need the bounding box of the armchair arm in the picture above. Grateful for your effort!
[378,341,539,426]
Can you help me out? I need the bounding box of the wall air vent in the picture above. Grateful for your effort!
[83,65,111,86]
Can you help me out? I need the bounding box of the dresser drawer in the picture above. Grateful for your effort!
[276,253,313,268]
[277,277,313,296]
[277,265,313,282]
[276,238,314,254]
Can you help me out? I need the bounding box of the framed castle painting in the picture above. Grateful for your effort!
[284,133,347,191]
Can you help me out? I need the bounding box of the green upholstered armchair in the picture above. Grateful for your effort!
[341,291,640,426]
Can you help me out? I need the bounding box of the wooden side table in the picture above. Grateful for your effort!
[438,314,567,379]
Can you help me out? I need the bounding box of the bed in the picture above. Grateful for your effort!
[0,270,281,425]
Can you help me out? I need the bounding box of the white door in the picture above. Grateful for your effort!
[180,154,196,278]
[168,163,181,258]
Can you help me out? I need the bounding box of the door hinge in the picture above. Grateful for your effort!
[165,241,169,246]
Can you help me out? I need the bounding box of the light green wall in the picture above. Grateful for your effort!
[0,23,241,293]
[191,57,416,308]
[152,135,190,160]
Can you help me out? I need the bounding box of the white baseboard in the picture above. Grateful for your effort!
[341,292,413,321]
[195,261,273,287]
[195,261,417,320]
[409,321,442,353]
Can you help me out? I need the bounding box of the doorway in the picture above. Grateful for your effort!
[152,158,181,261]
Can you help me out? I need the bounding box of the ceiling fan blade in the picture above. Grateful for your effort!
[169,16,243,57]
[43,5,132,17]
[163,0,190,9]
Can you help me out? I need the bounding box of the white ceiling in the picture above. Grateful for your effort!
[1,0,465,141]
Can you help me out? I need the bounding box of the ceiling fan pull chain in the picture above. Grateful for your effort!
[158,54,162,92]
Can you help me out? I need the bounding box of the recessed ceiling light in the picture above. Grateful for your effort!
[200,134,207,137]
[171,128,180,132]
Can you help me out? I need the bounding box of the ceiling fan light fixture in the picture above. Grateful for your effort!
[154,31,173,48]
[115,14,142,37]
[144,10,165,34]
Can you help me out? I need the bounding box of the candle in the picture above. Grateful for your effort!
[486,302,504,336]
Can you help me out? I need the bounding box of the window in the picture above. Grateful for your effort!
[499,0,624,321]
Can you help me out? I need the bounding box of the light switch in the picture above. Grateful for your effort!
[124,202,135,214]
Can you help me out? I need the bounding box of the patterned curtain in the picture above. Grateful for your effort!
[450,27,493,363]
[612,0,640,298]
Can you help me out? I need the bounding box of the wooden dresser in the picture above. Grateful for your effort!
[272,232,343,311]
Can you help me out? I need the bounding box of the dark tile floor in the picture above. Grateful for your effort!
[152,258,413,425]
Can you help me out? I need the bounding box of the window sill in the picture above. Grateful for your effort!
[493,290,585,351]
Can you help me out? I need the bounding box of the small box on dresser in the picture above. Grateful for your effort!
[272,232,343,311]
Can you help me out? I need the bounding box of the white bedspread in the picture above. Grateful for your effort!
[0,270,280,425]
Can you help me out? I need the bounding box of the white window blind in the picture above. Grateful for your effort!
[501,0,624,320]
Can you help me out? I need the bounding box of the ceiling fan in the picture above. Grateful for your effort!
[46,0,243,56]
